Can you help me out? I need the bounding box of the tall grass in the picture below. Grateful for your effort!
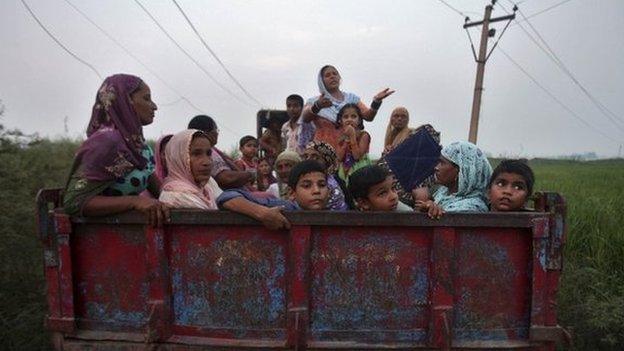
[530,159,624,350]
[0,133,622,349]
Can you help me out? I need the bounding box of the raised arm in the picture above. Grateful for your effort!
[302,95,333,122]
[358,88,395,122]
[214,170,254,190]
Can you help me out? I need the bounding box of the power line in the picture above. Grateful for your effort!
[20,0,102,80]
[62,0,202,114]
[133,0,255,109]
[437,0,469,19]
[61,0,241,139]
[499,48,620,144]
[171,0,264,107]
[500,1,624,133]
[512,0,574,25]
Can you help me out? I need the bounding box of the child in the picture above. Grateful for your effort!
[348,165,413,211]
[488,159,534,212]
[159,130,217,210]
[256,157,277,192]
[234,135,259,171]
[266,150,301,199]
[335,103,371,183]
[303,141,350,211]
[260,114,284,164]
[281,94,305,154]
[217,160,330,230]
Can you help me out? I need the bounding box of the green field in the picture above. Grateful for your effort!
[1,133,622,350]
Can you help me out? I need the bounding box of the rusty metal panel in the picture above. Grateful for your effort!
[308,226,431,345]
[453,228,533,343]
[168,225,288,341]
[72,224,150,331]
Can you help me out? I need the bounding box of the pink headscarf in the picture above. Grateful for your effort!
[161,130,216,209]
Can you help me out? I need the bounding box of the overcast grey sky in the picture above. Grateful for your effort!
[1,0,623,158]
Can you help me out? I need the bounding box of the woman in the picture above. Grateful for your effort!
[63,74,169,226]
[302,141,351,211]
[300,65,394,149]
[159,130,217,210]
[377,107,441,207]
[421,141,492,213]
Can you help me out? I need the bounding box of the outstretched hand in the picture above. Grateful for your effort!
[259,206,291,230]
[373,88,395,101]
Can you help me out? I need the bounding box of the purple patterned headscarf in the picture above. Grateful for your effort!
[75,74,149,181]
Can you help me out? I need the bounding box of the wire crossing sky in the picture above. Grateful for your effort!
[1,0,623,158]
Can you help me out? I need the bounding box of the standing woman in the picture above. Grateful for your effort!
[63,74,169,226]
[300,65,394,149]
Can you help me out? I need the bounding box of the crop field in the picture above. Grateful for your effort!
[0,136,622,350]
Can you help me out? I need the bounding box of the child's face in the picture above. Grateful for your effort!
[340,107,360,128]
[488,172,529,211]
[286,100,303,120]
[240,140,258,159]
[292,171,329,210]
[275,160,295,182]
[358,176,399,211]
[302,149,327,170]
[190,137,213,185]
[434,157,459,188]
[258,160,271,175]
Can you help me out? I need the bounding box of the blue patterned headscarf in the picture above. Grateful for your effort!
[433,141,492,212]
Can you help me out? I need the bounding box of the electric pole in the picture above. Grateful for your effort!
[464,0,516,144]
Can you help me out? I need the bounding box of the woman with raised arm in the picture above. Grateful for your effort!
[300,65,394,149]
[63,74,169,227]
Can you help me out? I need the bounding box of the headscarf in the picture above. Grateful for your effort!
[384,107,413,149]
[75,74,148,181]
[154,134,173,183]
[161,129,216,209]
[433,141,493,212]
[305,65,360,124]
[275,150,301,165]
[305,140,338,174]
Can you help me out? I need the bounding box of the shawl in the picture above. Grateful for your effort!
[75,74,148,181]
[384,107,414,149]
[161,130,216,209]
[433,141,492,212]
[305,66,360,124]
[305,140,338,174]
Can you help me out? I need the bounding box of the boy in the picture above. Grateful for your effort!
[348,165,412,211]
[282,94,304,154]
[488,159,535,212]
[266,150,301,199]
[217,160,330,230]
[235,135,259,171]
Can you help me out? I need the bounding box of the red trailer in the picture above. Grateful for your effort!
[36,189,568,350]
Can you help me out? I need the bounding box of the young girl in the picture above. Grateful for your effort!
[256,157,277,192]
[335,103,371,184]
[159,129,217,210]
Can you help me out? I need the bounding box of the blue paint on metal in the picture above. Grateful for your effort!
[310,232,429,338]
[171,236,286,329]
[85,302,146,326]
